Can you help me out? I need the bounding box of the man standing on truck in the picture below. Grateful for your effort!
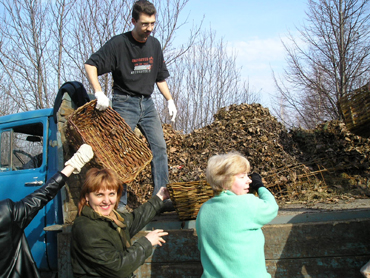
[0,144,93,278]
[84,0,176,212]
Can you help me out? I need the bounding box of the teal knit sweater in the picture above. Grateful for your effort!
[196,188,278,278]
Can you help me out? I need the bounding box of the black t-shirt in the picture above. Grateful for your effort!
[86,32,170,96]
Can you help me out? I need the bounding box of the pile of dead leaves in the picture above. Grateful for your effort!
[127,103,370,209]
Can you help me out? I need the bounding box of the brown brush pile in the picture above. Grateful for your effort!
[127,103,370,210]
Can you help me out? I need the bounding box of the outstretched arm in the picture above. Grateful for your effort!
[13,144,94,228]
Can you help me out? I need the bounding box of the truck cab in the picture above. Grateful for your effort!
[0,108,64,272]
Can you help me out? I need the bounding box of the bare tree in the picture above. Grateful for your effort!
[0,69,18,116]
[273,0,370,129]
[63,0,133,96]
[154,28,259,133]
[67,0,201,98]
[0,0,254,134]
[152,0,202,65]
[0,0,54,111]
[50,0,76,89]
[0,0,200,114]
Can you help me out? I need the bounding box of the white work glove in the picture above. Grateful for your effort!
[361,259,370,277]
[167,99,177,123]
[65,144,94,174]
[95,91,110,111]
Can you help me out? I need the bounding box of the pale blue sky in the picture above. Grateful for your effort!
[177,0,308,108]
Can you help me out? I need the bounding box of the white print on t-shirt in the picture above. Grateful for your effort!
[131,57,153,74]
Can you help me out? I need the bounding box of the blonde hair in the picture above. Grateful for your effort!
[78,168,123,215]
[206,152,250,195]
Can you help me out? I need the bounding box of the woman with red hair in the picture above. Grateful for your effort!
[71,167,170,278]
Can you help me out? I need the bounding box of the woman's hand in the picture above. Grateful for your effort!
[145,229,168,246]
[156,187,170,201]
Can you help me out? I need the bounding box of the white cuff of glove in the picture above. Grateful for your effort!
[95,91,110,111]
[167,99,177,123]
[65,144,94,174]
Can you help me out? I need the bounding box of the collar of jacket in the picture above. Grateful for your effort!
[81,205,127,230]
[80,205,131,247]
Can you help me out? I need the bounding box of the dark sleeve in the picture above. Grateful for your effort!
[155,41,170,82]
[73,220,153,277]
[85,36,118,76]
[125,196,163,237]
[12,172,66,229]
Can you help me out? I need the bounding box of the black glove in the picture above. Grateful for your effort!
[250,173,265,191]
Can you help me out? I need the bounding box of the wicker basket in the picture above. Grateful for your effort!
[340,84,370,138]
[167,180,214,221]
[65,100,153,185]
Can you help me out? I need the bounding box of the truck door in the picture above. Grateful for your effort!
[0,116,49,269]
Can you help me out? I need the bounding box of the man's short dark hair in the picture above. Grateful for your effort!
[132,0,156,21]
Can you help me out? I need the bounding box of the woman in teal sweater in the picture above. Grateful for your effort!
[196,152,279,278]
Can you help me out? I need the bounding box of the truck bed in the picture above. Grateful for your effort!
[58,199,370,278]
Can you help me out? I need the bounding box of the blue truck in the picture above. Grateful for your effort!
[1,82,370,277]
[0,82,89,276]
[0,107,62,273]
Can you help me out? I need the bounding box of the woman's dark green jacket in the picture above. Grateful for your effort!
[71,195,163,278]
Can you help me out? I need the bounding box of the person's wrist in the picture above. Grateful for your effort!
[60,171,68,181]
[255,184,264,190]
[156,193,164,201]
